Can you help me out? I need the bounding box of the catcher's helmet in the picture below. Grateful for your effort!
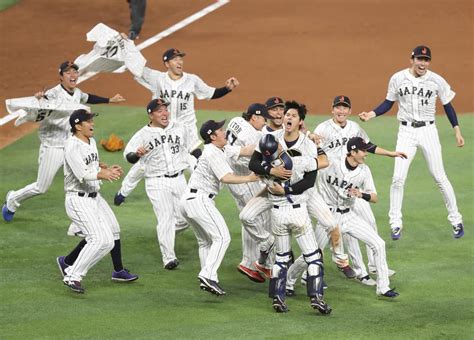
[259,134,279,163]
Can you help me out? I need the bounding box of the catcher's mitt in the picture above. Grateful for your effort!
[100,134,124,152]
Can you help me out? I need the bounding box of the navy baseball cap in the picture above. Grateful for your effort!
[243,103,269,119]
[200,119,226,143]
[163,48,186,62]
[411,45,431,60]
[333,95,351,108]
[147,98,170,113]
[69,109,98,128]
[347,137,370,152]
[59,61,79,74]
[265,97,285,109]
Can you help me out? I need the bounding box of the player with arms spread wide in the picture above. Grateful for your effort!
[359,45,465,239]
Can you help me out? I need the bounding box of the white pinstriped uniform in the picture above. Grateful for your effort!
[225,117,269,270]
[125,121,190,266]
[385,69,462,228]
[118,68,216,197]
[6,85,89,213]
[63,136,119,283]
[179,143,233,282]
[318,159,391,294]
[315,119,378,274]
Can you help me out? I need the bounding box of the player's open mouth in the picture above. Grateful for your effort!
[286,121,292,128]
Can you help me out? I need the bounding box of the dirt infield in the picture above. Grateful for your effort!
[0,0,472,148]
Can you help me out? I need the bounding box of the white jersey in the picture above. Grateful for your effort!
[262,125,279,135]
[256,130,318,158]
[138,68,215,126]
[124,121,190,177]
[315,119,370,162]
[225,117,263,175]
[386,69,455,122]
[39,84,89,147]
[64,136,101,193]
[187,143,233,196]
[318,158,376,210]
[268,156,317,206]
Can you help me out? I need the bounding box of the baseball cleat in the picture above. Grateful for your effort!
[378,288,399,298]
[391,227,402,240]
[357,275,377,286]
[272,296,289,313]
[310,294,332,315]
[2,203,15,222]
[254,261,272,280]
[453,223,464,239]
[199,277,226,296]
[338,264,357,279]
[370,268,396,277]
[113,192,126,206]
[285,288,295,297]
[164,259,180,270]
[237,264,265,283]
[64,280,85,294]
[56,256,68,277]
[111,268,139,282]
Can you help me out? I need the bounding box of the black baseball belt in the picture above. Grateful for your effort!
[190,188,215,199]
[330,207,350,214]
[162,170,184,178]
[273,204,301,209]
[78,192,98,198]
[401,120,434,128]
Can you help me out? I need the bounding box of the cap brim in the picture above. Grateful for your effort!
[216,119,226,130]
[413,54,431,59]
[266,103,285,109]
[333,102,351,108]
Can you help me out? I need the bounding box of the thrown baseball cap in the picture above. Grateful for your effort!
[347,137,370,152]
[69,109,98,128]
[163,48,186,62]
[200,120,226,143]
[333,95,351,108]
[243,103,268,119]
[265,97,285,109]
[59,61,79,74]
[411,45,431,60]
[147,98,170,113]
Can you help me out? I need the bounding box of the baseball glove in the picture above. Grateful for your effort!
[100,134,124,152]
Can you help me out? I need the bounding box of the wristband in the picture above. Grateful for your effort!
[361,193,371,201]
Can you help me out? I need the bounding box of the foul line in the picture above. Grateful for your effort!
[0,0,230,126]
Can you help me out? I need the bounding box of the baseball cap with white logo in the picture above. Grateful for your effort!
[243,103,269,120]
[200,119,226,144]
[69,109,98,128]
[146,98,170,114]
[162,48,186,62]
[347,137,370,152]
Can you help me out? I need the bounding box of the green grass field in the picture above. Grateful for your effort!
[0,108,473,339]
[0,0,18,11]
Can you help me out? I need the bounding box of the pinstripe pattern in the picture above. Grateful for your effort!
[119,162,145,197]
[180,194,230,281]
[389,123,462,227]
[6,146,64,212]
[146,175,187,265]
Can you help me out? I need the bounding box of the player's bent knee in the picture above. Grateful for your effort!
[391,176,406,187]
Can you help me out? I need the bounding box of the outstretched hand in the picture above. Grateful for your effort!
[358,111,376,122]
[110,94,126,103]
[225,77,239,90]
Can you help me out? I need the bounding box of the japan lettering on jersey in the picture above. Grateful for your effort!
[314,119,370,162]
[318,160,376,209]
[64,136,101,193]
[124,121,190,177]
[39,85,89,147]
[187,143,233,196]
[226,117,263,175]
[386,69,455,122]
[138,68,215,125]
[268,156,317,206]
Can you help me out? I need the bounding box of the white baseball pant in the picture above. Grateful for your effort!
[119,162,145,197]
[390,124,462,228]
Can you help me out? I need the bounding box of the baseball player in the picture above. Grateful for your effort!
[61,110,137,293]
[179,120,259,296]
[114,47,239,205]
[258,134,331,314]
[262,97,285,133]
[243,100,352,279]
[359,45,465,239]
[226,103,270,283]
[314,95,405,282]
[123,98,191,269]
[316,136,399,298]
[2,61,125,222]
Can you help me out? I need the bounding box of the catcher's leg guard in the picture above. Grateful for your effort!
[304,248,325,297]
[268,251,291,299]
